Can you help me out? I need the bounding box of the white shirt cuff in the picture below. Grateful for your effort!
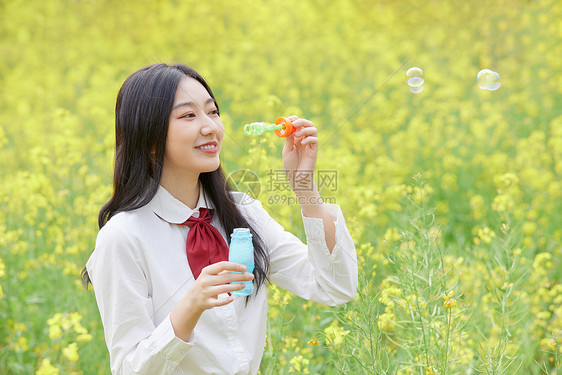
[153,314,195,365]
[301,203,340,242]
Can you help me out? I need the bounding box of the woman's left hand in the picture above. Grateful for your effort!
[282,116,319,188]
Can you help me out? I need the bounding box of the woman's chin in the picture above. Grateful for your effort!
[200,161,221,173]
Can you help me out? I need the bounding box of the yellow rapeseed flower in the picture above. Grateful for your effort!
[35,359,59,375]
[444,299,458,309]
[469,195,485,220]
[494,173,519,191]
[73,322,88,335]
[281,337,298,353]
[443,290,458,308]
[47,313,62,326]
[307,338,319,346]
[378,311,396,333]
[492,194,515,213]
[76,333,93,342]
[0,257,6,278]
[48,325,62,340]
[383,228,401,243]
[14,336,29,351]
[13,322,27,332]
[532,252,553,276]
[522,221,537,236]
[288,355,310,373]
[271,285,292,307]
[62,342,79,362]
[443,290,455,300]
[476,227,496,244]
[324,323,350,346]
[61,315,73,331]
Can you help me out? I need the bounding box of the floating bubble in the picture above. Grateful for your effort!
[477,69,501,91]
[243,122,267,135]
[406,67,424,94]
[409,84,424,94]
[242,118,295,137]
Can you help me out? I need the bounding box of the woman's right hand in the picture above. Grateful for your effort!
[187,261,254,312]
[170,261,254,341]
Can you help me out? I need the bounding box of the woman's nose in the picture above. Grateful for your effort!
[201,116,222,135]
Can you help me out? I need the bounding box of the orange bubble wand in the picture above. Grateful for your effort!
[243,117,296,138]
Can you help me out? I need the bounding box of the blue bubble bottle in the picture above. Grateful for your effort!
[229,228,254,296]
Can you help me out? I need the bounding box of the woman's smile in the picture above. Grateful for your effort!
[195,141,218,153]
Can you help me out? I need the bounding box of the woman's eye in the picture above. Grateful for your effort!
[209,109,219,116]
[180,113,195,119]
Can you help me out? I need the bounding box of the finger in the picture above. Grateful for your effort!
[283,133,295,152]
[300,136,318,146]
[212,283,246,295]
[294,126,317,137]
[203,261,246,275]
[214,272,254,285]
[212,295,235,307]
[287,115,300,122]
[291,118,314,129]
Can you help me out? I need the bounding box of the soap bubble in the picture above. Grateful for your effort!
[406,67,424,85]
[477,69,501,91]
[251,123,266,135]
[409,84,424,94]
[243,122,267,135]
[406,67,424,94]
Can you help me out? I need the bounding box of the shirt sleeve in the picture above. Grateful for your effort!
[86,222,194,375]
[246,198,358,306]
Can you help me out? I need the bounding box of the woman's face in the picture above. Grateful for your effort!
[163,77,224,178]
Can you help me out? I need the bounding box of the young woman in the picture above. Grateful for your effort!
[82,63,358,375]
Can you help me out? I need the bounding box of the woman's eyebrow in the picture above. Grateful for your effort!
[172,98,216,111]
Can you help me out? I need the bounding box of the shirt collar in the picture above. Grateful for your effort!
[149,183,214,224]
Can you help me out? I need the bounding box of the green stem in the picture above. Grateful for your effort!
[443,307,452,375]
[409,265,431,367]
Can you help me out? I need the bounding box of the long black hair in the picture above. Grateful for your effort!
[81,63,269,295]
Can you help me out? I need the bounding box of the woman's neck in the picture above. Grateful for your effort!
[160,170,200,209]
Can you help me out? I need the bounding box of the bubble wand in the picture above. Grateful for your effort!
[243,117,296,138]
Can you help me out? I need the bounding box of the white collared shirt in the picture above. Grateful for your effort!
[86,185,358,375]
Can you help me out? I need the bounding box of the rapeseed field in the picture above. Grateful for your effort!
[0,0,561,373]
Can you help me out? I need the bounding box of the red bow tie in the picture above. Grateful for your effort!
[180,208,229,279]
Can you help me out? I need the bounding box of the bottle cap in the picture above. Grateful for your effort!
[231,228,252,238]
